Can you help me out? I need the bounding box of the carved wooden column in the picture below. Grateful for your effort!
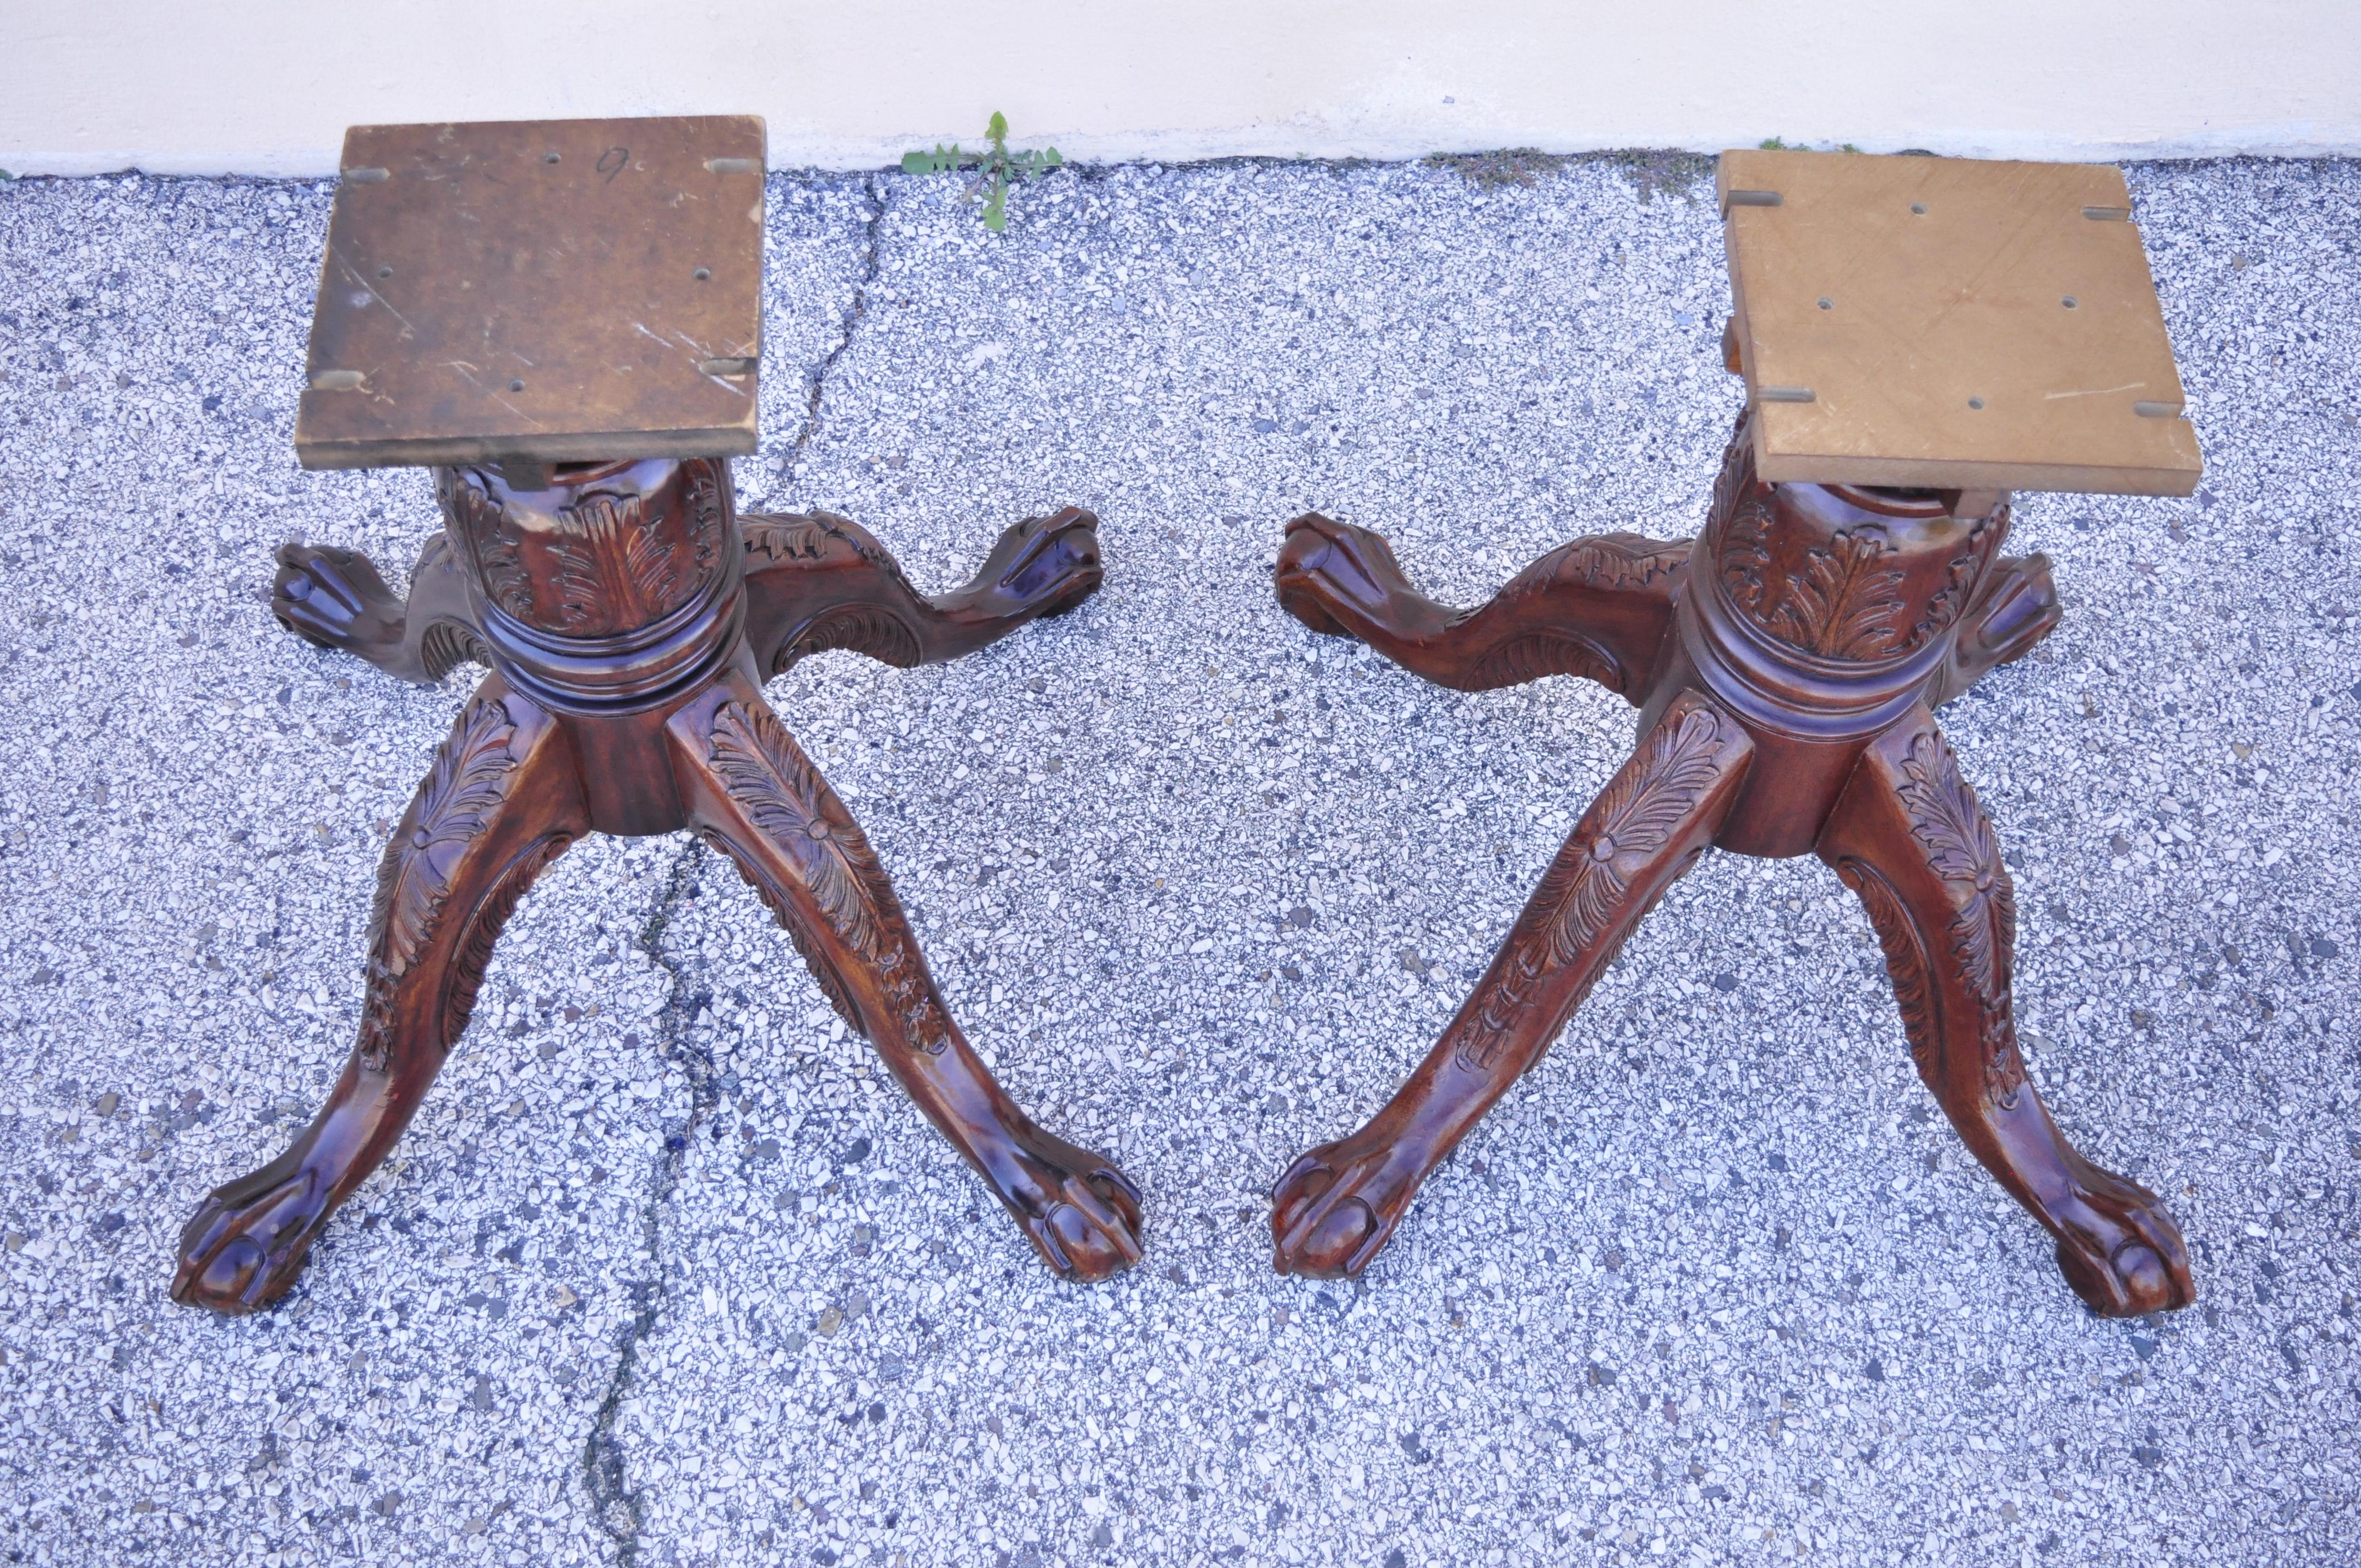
[437,458,747,836]
[1270,150,2206,1317]
[172,116,1140,1316]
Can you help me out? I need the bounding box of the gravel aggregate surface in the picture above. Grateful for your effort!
[1,154,2356,1567]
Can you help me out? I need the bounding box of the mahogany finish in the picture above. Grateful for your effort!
[173,460,1139,1313]
[1270,411,2195,1317]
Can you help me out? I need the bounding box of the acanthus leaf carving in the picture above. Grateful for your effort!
[1722,500,1912,661]
[775,605,923,675]
[1440,531,1689,692]
[418,620,493,682]
[741,515,833,564]
[705,823,866,1035]
[1797,531,1911,658]
[358,696,521,1070]
[742,510,912,586]
[703,700,952,1055]
[1448,705,1732,1074]
[444,461,727,636]
[1710,414,2010,665]
[1910,512,2005,653]
[1539,532,1692,595]
[548,492,664,631]
[1893,728,2026,1107]
[440,472,534,623]
[681,458,727,581]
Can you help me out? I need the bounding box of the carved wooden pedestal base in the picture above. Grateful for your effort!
[173,459,1143,1314]
[1269,415,2194,1317]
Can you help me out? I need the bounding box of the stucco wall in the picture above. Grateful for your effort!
[6,0,2358,177]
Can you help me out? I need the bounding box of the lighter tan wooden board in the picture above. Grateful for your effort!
[1718,150,2201,496]
[294,115,766,470]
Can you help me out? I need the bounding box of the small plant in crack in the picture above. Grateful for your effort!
[1430,148,1573,189]
[1612,149,1711,204]
[1755,137,1868,155]
[901,111,1062,232]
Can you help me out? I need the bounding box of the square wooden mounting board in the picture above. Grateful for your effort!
[1717,149,2201,497]
[293,115,766,471]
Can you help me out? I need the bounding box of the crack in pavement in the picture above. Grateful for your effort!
[581,840,712,1560]
[781,172,886,487]
[581,181,889,1564]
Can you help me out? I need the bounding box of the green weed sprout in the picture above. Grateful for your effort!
[901,111,1063,232]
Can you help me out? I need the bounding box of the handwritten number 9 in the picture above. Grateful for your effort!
[597,147,629,182]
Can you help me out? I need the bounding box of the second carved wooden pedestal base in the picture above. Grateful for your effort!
[172,459,1143,1314]
[1269,414,2195,1317]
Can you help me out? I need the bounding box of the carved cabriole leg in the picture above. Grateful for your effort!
[1816,704,2194,1316]
[1274,513,1689,699]
[172,680,586,1312]
[1271,692,1755,1278]
[739,507,1103,678]
[664,673,1144,1282]
[272,533,489,684]
[1270,410,2191,1310]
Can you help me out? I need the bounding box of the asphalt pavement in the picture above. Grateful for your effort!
[1,152,2356,1567]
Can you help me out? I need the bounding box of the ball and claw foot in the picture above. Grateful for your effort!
[271,541,405,659]
[270,536,480,683]
[996,1121,1145,1283]
[1272,514,1434,643]
[170,1159,333,1315]
[2050,1163,2195,1317]
[1270,1134,1431,1279]
[954,507,1105,623]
